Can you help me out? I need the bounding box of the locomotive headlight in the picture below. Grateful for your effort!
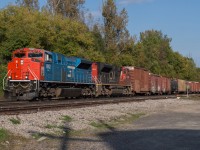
[8,76,11,79]
[25,76,28,80]
[20,60,24,65]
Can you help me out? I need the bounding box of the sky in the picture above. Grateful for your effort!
[0,0,200,67]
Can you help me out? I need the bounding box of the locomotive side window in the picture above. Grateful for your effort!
[45,53,52,62]
[14,53,26,58]
[28,53,43,58]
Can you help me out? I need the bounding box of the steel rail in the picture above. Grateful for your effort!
[0,95,178,115]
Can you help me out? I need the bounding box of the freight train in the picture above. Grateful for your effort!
[3,48,200,100]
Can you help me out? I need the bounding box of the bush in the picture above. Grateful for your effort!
[0,128,9,142]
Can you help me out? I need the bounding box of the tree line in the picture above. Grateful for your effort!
[0,0,200,93]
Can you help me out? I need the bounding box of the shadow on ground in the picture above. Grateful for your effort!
[29,121,200,150]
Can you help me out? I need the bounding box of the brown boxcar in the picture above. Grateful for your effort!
[178,79,187,93]
[150,74,162,94]
[197,82,200,93]
[195,82,199,93]
[124,66,150,95]
[187,81,199,93]
[193,82,199,93]
[161,76,171,94]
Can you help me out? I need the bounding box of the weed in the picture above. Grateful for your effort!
[44,124,58,129]
[9,118,21,125]
[0,128,9,142]
[32,133,42,140]
[60,115,72,122]
[90,113,145,130]
[90,122,111,129]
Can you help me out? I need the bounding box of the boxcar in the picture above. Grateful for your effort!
[188,81,199,93]
[124,66,150,95]
[161,76,171,94]
[150,74,162,94]
[171,79,187,94]
[197,82,200,93]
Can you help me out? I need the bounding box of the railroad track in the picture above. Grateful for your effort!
[0,95,178,115]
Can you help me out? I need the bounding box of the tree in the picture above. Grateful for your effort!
[47,0,85,20]
[102,0,133,65]
[16,0,39,10]
[0,6,106,63]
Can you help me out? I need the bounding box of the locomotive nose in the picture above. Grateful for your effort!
[8,58,30,80]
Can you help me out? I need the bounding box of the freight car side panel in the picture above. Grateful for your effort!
[178,79,186,93]
[161,77,171,94]
[150,74,162,94]
[140,69,150,92]
[119,67,131,86]
[125,67,150,94]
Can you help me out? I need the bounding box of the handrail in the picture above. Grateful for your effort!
[28,67,39,92]
[3,70,11,90]
[92,76,101,84]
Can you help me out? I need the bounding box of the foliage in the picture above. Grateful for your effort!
[0,64,7,95]
[133,30,200,81]
[9,118,21,125]
[0,6,104,62]
[102,0,134,65]
[0,128,9,142]
[90,113,145,130]
[60,115,72,122]
[47,0,85,20]
[16,0,39,10]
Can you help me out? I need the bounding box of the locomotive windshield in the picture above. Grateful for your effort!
[28,53,43,58]
[14,53,26,58]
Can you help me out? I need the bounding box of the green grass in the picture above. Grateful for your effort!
[90,122,110,129]
[9,118,21,125]
[0,128,9,142]
[44,124,58,129]
[32,133,43,140]
[90,113,145,130]
[60,115,72,122]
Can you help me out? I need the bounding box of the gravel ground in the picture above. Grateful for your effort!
[0,98,197,138]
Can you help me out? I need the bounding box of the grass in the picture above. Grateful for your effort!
[32,133,43,140]
[90,122,109,129]
[60,115,72,122]
[90,113,145,130]
[44,124,59,129]
[0,128,9,142]
[9,118,21,125]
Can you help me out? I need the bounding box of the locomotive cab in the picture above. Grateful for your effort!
[3,48,45,100]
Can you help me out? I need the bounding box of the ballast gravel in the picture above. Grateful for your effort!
[0,98,197,138]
